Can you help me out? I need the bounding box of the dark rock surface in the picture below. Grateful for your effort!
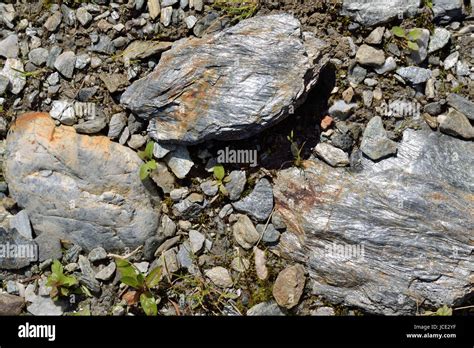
[121,14,328,144]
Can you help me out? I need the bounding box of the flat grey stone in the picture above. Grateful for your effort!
[396,66,432,84]
[328,100,358,120]
[108,113,127,139]
[360,116,398,161]
[447,93,474,121]
[9,210,32,240]
[1,58,26,94]
[341,0,421,27]
[356,44,385,67]
[95,262,116,281]
[88,247,107,262]
[224,170,246,201]
[164,146,194,179]
[27,296,64,316]
[54,51,76,79]
[232,178,273,222]
[34,231,62,262]
[428,27,451,53]
[438,108,474,140]
[189,229,205,254]
[315,143,350,167]
[0,34,18,58]
[247,301,285,316]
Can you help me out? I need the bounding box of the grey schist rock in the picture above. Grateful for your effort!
[121,14,328,144]
[273,129,474,314]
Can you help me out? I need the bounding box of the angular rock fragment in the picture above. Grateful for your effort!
[438,109,474,140]
[4,113,159,251]
[232,178,273,222]
[341,0,421,27]
[121,14,328,144]
[314,142,350,167]
[272,264,305,309]
[360,116,398,161]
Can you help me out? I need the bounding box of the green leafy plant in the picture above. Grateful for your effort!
[46,260,78,301]
[138,141,157,181]
[423,305,452,316]
[212,164,230,195]
[212,0,259,23]
[391,26,422,51]
[115,258,162,316]
[287,130,306,168]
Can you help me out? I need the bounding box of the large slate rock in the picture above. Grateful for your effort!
[4,113,159,251]
[341,0,421,27]
[273,129,473,315]
[121,14,328,144]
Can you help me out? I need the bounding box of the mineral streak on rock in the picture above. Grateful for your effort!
[121,14,328,144]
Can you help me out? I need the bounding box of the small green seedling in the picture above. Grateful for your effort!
[422,305,452,316]
[391,26,422,51]
[138,141,157,181]
[287,130,306,168]
[46,260,78,301]
[115,258,162,316]
[212,164,230,195]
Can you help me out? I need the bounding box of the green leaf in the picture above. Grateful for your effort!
[60,287,70,297]
[213,164,225,181]
[435,305,452,316]
[115,258,131,268]
[144,141,155,160]
[115,258,145,289]
[120,276,142,289]
[148,159,157,170]
[145,266,163,289]
[219,184,228,196]
[407,28,422,41]
[140,292,158,316]
[51,259,63,275]
[391,26,406,38]
[139,161,157,181]
[61,274,78,287]
[407,41,419,51]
